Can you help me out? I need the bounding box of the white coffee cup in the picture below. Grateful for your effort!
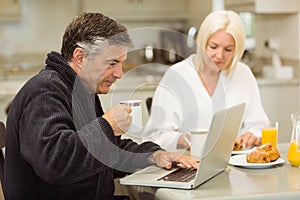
[120,100,142,134]
[184,129,208,158]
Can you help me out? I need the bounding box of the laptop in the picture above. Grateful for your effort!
[120,103,246,189]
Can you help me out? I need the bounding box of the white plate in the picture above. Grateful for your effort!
[229,154,285,169]
[232,147,256,155]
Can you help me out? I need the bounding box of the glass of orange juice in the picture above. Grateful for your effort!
[261,121,278,148]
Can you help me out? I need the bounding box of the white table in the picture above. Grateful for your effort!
[155,143,300,200]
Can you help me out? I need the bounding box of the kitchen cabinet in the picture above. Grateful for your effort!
[224,0,300,14]
[82,0,189,21]
[0,0,21,22]
[258,80,299,143]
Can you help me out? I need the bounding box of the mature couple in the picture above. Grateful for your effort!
[4,10,267,200]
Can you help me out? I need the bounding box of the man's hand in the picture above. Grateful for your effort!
[236,132,261,149]
[148,150,199,170]
[102,104,132,136]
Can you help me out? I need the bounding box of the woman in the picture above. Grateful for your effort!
[142,10,268,151]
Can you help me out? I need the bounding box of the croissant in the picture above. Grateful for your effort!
[233,141,243,151]
[246,143,280,163]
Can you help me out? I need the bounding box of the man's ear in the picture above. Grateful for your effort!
[73,47,85,67]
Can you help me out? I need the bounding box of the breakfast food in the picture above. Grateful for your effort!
[246,143,280,163]
[233,141,243,151]
[259,143,280,161]
[246,148,270,163]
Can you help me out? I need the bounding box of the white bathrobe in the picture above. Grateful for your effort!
[142,54,269,151]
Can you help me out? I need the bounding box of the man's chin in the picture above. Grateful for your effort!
[97,88,110,94]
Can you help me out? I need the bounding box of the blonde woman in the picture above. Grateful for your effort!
[142,10,268,151]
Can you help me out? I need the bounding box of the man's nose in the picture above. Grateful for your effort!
[113,64,123,79]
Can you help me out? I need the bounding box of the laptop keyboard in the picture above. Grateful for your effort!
[157,168,197,182]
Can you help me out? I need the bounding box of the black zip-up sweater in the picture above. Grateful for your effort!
[4,51,162,200]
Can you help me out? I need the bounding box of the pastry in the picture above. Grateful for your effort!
[233,141,243,151]
[246,148,270,163]
[246,143,280,163]
[258,143,280,161]
[258,143,272,152]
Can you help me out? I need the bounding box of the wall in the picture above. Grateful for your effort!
[0,0,80,122]
[0,0,196,65]
[188,0,212,28]
[1,0,298,64]
[0,0,78,56]
[255,14,299,60]
[253,13,300,80]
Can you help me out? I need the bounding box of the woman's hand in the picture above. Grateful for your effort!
[236,132,261,148]
[177,133,191,150]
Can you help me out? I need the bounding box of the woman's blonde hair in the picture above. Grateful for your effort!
[195,10,246,75]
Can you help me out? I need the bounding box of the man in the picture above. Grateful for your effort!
[4,13,198,200]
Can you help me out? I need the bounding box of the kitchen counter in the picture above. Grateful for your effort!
[256,78,299,86]
[1,60,299,95]
[118,63,300,90]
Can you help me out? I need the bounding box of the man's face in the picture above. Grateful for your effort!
[78,45,128,94]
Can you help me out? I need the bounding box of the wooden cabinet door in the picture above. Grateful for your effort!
[82,0,188,21]
[225,0,300,13]
[0,0,21,21]
[82,0,136,17]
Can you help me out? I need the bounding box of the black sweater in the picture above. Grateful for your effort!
[4,51,162,200]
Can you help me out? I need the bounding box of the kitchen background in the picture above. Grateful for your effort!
[1,0,300,142]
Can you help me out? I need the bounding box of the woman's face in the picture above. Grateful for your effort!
[206,29,235,71]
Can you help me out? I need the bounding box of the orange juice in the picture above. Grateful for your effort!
[287,141,300,167]
[262,128,277,147]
